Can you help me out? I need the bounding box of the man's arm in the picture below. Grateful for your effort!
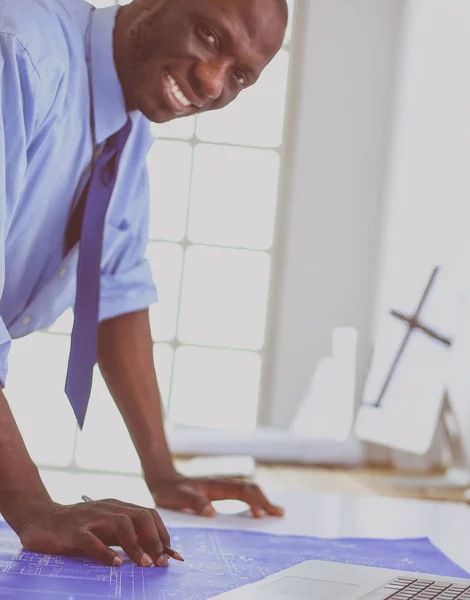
[0,32,169,567]
[98,309,177,484]
[0,386,171,566]
[98,309,284,518]
[0,28,52,541]
[0,388,53,533]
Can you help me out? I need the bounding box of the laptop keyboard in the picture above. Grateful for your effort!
[384,576,470,598]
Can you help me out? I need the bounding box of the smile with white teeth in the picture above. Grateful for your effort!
[165,71,192,108]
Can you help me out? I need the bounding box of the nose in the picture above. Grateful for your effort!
[195,60,226,100]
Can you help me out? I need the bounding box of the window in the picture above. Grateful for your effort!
[5,0,296,473]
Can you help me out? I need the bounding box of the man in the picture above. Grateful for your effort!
[0,0,287,569]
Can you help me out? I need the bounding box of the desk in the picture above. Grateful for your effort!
[39,468,470,574]
[251,464,470,503]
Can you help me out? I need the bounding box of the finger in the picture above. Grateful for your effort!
[246,491,264,519]
[113,514,154,567]
[104,500,171,548]
[226,482,264,519]
[171,486,216,517]
[127,508,167,567]
[202,481,269,518]
[148,508,171,548]
[77,531,123,567]
[238,483,273,518]
[252,488,285,517]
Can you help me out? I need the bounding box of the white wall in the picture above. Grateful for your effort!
[261,0,405,427]
[373,0,470,333]
[369,0,470,469]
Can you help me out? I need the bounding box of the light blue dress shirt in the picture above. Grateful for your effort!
[0,0,158,387]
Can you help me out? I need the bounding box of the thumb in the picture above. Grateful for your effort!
[179,486,216,517]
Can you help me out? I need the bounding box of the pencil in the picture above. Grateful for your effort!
[81,495,184,562]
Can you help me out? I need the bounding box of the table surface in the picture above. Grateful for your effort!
[39,467,470,575]
[250,463,470,502]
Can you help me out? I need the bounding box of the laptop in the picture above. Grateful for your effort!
[210,559,470,599]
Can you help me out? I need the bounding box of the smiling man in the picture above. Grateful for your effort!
[0,0,287,568]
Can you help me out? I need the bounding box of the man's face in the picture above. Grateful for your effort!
[120,0,287,123]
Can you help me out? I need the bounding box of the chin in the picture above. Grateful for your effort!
[134,92,173,123]
[144,108,179,124]
[141,102,193,124]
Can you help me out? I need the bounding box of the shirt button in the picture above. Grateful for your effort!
[22,316,31,325]
[58,267,67,277]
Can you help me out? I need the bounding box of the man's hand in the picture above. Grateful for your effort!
[98,313,283,520]
[19,499,170,567]
[151,474,284,519]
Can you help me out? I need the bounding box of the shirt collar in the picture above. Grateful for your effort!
[89,5,128,145]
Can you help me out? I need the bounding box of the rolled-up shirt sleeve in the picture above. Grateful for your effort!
[99,166,158,322]
[0,33,41,387]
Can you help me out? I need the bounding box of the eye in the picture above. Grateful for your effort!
[234,69,247,87]
[200,26,219,49]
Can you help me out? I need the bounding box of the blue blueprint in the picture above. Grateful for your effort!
[0,523,466,599]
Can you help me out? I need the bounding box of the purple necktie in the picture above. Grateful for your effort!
[65,118,132,428]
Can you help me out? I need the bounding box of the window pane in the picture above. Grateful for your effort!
[147,242,184,342]
[148,140,192,242]
[284,0,295,45]
[188,144,280,249]
[5,333,77,467]
[47,308,73,335]
[196,50,289,148]
[151,117,196,140]
[75,370,141,474]
[75,344,174,473]
[169,346,261,431]
[178,246,271,349]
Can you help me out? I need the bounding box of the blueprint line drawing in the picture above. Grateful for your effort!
[0,523,466,599]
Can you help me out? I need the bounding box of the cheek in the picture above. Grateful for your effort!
[162,19,201,57]
[133,60,159,92]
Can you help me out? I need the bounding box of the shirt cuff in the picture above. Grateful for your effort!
[0,318,11,388]
[99,259,158,322]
